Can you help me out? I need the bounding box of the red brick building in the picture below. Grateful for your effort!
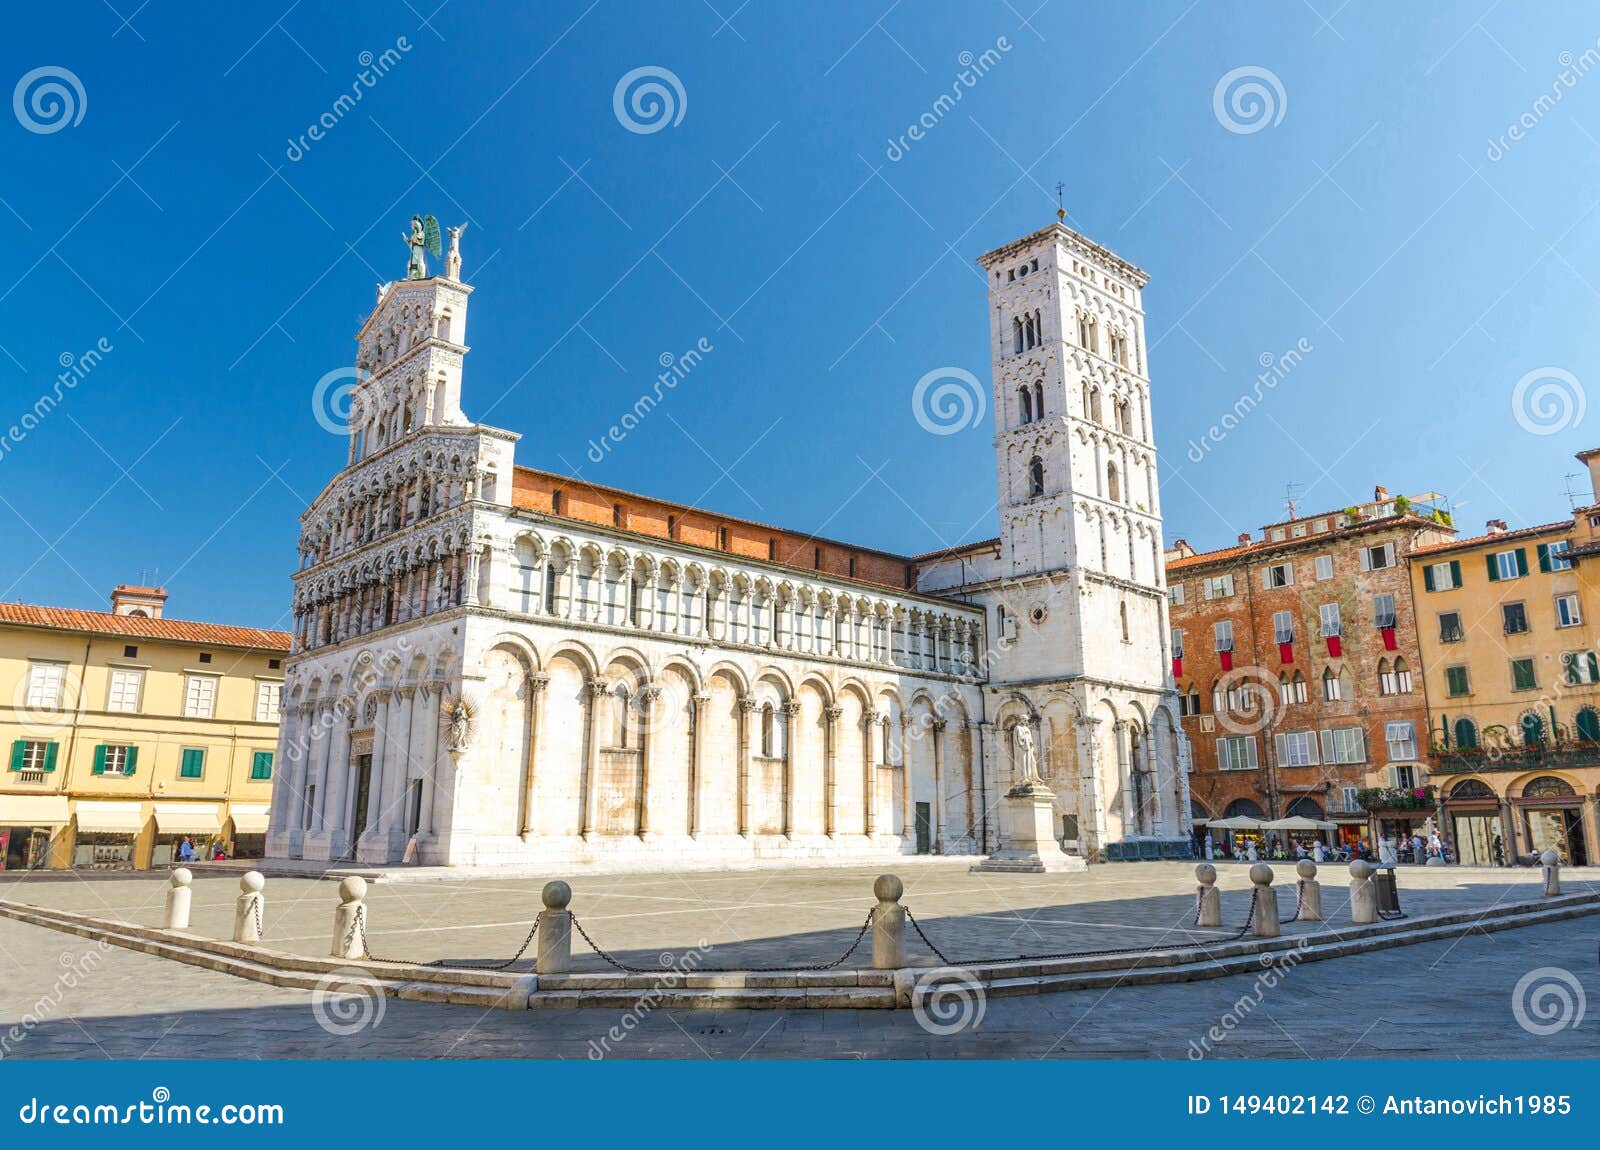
[1165,488,1455,853]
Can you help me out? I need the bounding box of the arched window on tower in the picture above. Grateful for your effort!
[1089,388,1103,424]
[1018,386,1033,424]
[1033,381,1044,420]
[1106,462,1121,502]
[1028,456,1045,498]
[1119,601,1129,642]
[1012,316,1024,355]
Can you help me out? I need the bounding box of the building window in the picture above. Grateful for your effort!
[255,681,283,724]
[179,748,205,779]
[1272,610,1294,644]
[1321,667,1342,701]
[1319,603,1342,638]
[1372,593,1396,630]
[1213,620,1234,652]
[1217,735,1259,771]
[1391,764,1419,789]
[1511,657,1537,691]
[1339,785,1359,813]
[25,663,66,711]
[1361,543,1396,570]
[1453,718,1478,749]
[1501,602,1529,635]
[1320,726,1366,763]
[1446,665,1471,697]
[1279,673,1308,705]
[1563,651,1600,685]
[761,704,775,757]
[1278,730,1318,766]
[1439,612,1464,643]
[1556,593,1582,628]
[1169,582,1186,606]
[1424,560,1461,591]
[1203,573,1234,599]
[1313,554,1334,581]
[93,744,137,776]
[1265,562,1293,588]
[1029,457,1045,498]
[1171,628,1185,659]
[106,668,144,714]
[1521,713,1546,746]
[184,675,219,719]
[251,751,274,780]
[1539,540,1572,572]
[9,740,59,772]
[1385,721,1417,760]
[1378,657,1412,695]
[1487,548,1527,581]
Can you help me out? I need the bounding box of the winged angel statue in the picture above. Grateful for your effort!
[404,214,442,279]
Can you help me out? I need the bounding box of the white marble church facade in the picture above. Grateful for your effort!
[265,220,1190,869]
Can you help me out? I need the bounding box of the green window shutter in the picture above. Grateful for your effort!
[8,741,23,771]
[1486,554,1500,582]
[1590,652,1600,681]
[1450,559,1461,587]
[180,748,204,778]
[43,742,58,772]
[124,746,137,777]
[92,744,106,775]
[1566,654,1580,685]
[253,751,274,780]
[1515,548,1529,577]
[1423,565,1435,592]
[1537,543,1551,573]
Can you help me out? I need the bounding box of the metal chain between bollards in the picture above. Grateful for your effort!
[902,887,1262,968]
[343,903,545,970]
[568,906,877,975]
[251,896,264,941]
[1279,879,1306,925]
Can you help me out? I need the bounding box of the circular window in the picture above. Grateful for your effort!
[1029,605,1048,625]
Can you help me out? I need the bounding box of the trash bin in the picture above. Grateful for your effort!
[1374,867,1399,913]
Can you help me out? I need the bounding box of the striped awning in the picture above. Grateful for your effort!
[153,802,221,836]
[229,803,270,834]
[0,794,71,826]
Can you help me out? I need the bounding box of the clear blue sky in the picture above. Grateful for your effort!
[5,1,1599,629]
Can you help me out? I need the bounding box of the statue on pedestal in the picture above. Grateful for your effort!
[404,214,442,279]
[1013,721,1042,786]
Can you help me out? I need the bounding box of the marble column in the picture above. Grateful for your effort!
[418,682,446,837]
[637,685,661,837]
[519,673,551,836]
[781,701,801,837]
[690,693,710,837]
[581,678,608,838]
[898,716,913,839]
[863,709,880,837]
[930,718,947,853]
[737,696,756,837]
[379,685,418,838]
[360,689,392,849]
[823,704,842,837]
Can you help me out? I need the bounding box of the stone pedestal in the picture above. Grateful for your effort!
[970,781,1086,874]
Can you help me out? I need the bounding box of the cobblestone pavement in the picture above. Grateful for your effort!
[1,908,1596,1059]
[2,860,1593,972]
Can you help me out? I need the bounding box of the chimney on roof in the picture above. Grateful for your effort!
[110,585,167,619]
[1485,519,1508,536]
[1374,485,1389,501]
[1237,532,1252,546]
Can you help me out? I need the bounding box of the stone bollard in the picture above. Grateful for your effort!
[871,873,905,969]
[233,871,265,943]
[330,876,367,959]
[1248,863,1280,938]
[1194,863,1223,927]
[1349,859,1377,924]
[164,868,193,930]
[536,881,573,975]
[1542,849,1561,897]
[1295,859,1323,922]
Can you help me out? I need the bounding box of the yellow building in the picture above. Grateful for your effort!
[1410,451,1600,868]
[0,585,290,871]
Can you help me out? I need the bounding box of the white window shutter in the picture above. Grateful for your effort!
[1385,543,1396,567]
[1274,732,1288,762]
[1247,737,1259,769]
[1307,734,1320,765]
[1358,548,1371,572]
[1355,728,1368,763]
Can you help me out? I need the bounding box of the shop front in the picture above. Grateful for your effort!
[228,802,271,860]
[151,802,222,866]
[1441,778,1505,866]
[1517,776,1590,866]
[0,794,71,870]
[72,801,146,870]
